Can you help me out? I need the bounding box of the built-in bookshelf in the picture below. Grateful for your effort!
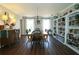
[66,12,79,54]
[57,17,65,43]
[53,3,79,54]
[53,20,57,36]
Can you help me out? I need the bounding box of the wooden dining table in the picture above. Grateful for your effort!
[27,33,48,41]
[27,33,48,48]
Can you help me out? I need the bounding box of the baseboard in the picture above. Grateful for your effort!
[65,44,79,54]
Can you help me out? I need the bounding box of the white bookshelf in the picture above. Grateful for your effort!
[53,3,79,54]
[53,16,66,43]
[53,19,57,36]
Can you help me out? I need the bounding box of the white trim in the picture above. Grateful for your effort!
[65,44,79,54]
[69,26,79,29]
[60,3,75,14]
[53,35,64,44]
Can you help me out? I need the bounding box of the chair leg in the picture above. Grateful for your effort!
[48,41,49,48]
[31,41,32,47]
[42,40,44,48]
[0,45,2,48]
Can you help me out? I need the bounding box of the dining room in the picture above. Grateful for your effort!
[0,3,78,55]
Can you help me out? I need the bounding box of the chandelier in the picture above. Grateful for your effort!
[36,7,40,24]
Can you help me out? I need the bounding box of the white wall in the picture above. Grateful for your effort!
[13,19,20,29]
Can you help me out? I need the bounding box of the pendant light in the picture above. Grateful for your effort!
[36,7,40,24]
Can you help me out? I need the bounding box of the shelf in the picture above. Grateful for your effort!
[59,9,79,18]
[57,16,66,20]
[58,21,65,24]
[69,18,76,22]
[58,26,65,28]
[56,34,65,38]
[54,27,56,28]
[53,34,64,44]
[67,10,79,17]
[69,26,79,29]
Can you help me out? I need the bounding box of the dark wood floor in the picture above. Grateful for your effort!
[0,35,78,55]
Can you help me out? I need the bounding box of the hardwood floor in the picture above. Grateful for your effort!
[0,35,78,55]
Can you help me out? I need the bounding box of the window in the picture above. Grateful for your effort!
[42,19,50,34]
[26,19,34,34]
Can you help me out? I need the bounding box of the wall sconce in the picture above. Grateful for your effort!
[2,12,8,23]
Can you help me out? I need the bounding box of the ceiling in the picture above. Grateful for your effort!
[0,3,72,17]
